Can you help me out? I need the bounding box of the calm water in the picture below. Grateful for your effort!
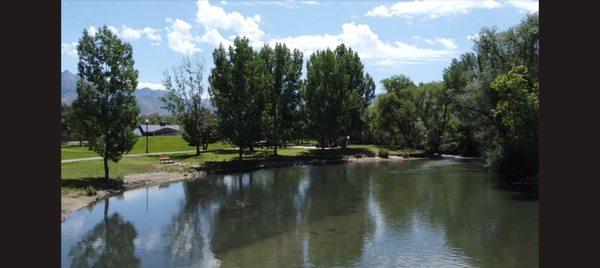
[61,159,538,267]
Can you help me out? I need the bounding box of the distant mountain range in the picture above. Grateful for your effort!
[61,70,211,115]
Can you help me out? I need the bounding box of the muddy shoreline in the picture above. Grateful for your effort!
[61,155,419,222]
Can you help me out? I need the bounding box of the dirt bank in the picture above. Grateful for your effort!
[61,170,206,222]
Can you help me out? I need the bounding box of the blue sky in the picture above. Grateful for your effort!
[62,0,538,95]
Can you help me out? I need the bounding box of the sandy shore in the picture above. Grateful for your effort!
[61,155,418,221]
[61,170,206,221]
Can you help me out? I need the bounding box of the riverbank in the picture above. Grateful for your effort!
[61,149,425,221]
[61,169,207,221]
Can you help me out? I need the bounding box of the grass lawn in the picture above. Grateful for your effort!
[61,142,423,197]
[61,135,232,160]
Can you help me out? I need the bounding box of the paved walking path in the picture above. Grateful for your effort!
[61,150,197,164]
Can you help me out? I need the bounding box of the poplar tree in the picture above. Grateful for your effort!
[209,37,263,160]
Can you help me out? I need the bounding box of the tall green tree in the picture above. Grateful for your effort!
[161,56,213,156]
[260,43,304,155]
[61,103,72,142]
[72,26,140,182]
[304,48,344,149]
[415,82,450,155]
[304,44,373,149]
[488,65,539,179]
[375,75,423,148]
[441,13,539,180]
[280,48,304,147]
[209,37,264,160]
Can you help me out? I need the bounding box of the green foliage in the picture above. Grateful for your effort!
[374,76,425,148]
[415,82,450,155]
[84,185,97,196]
[487,66,539,178]
[209,37,265,159]
[161,56,216,155]
[71,26,140,181]
[256,43,304,155]
[440,14,539,180]
[378,149,389,158]
[61,103,72,142]
[381,75,416,94]
[303,44,374,149]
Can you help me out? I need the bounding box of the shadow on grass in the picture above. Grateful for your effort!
[193,147,379,175]
[300,147,376,159]
[61,177,125,193]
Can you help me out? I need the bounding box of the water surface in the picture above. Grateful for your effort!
[62,159,538,267]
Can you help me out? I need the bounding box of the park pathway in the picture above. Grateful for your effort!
[61,150,197,164]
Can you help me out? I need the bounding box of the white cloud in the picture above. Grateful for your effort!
[87,26,98,36]
[121,26,162,45]
[434,37,457,50]
[299,1,319,5]
[138,82,166,90]
[165,18,201,55]
[107,26,119,35]
[196,0,265,47]
[120,26,142,39]
[467,33,481,41]
[201,28,233,48]
[223,0,320,8]
[86,25,162,45]
[365,0,502,20]
[505,0,538,13]
[61,42,78,57]
[268,22,458,66]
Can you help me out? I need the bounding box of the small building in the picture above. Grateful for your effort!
[134,124,181,136]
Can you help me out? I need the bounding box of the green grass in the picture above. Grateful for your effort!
[61,135,233,160]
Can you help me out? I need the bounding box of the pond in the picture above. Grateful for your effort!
[61,159,538,267]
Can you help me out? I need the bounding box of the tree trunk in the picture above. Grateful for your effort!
[239,146,243,161]
[103,155,109,182]
[196,145,200,156]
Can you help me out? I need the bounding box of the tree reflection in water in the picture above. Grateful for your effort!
[62,160,537,267]
[68,199,140,268]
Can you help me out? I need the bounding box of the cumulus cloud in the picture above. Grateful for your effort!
[120,26,162,45]
[138,82,166,90]
[86,25,162,45]
[434,37,457,50]
[166,18,202,55]
[196,0,265,47]
[61,42,78,57]
[268,22,458,66]
[505,0,538,13]
[221,0,320,8]
[365,0,502,20]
